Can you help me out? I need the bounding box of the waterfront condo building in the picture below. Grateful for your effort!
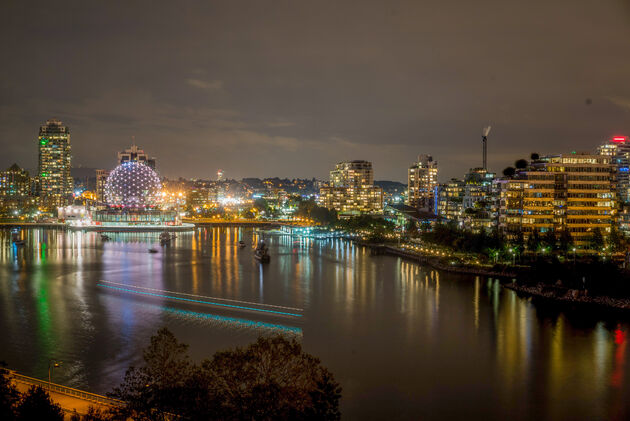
[319,160,383,215]
[118,144,156,169]
[495,176,527,241]
[522,153,616,248]
[437,179,465,224]
[597,136,630,204]
[407,154,438,212]
[38,118,72,208]
[0,163,35,211]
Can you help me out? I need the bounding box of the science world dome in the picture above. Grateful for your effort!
[104,161,162,207]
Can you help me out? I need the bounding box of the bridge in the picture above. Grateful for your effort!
[10,370,119,419]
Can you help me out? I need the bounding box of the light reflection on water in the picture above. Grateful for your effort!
[0,227,629,420]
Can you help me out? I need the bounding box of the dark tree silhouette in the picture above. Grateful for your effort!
[502,167,516,177]
[0,363,20,421]
[515,159,528,169]
[530,152,540,161]
[15,386,64,421]
[589,228,605,251]
[111,329,342,421]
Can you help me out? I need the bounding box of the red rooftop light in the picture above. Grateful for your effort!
[612,136,627,143]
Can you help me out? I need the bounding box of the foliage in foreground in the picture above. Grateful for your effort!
[109,328,342,421]
[0,364,64,421]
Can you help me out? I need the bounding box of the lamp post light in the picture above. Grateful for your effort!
[48,360,62,390]
[572,247,576,264]
[509,248,515,265]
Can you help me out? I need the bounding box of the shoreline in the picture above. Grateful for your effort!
[355,240,630,313]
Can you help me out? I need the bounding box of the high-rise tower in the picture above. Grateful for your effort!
[408,154,438,211]
[38,118,72,208]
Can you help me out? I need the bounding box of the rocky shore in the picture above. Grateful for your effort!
[504,283,630,311]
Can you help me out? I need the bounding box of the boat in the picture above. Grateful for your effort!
[159,232,171,245]
[239,240,246,248]
[254,240,270,263]
[11,229,24,246]
[100,234,111,241]
[148,248,159,253]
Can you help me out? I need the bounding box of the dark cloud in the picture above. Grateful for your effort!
[1,0,630,181]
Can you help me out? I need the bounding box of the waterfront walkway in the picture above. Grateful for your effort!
[10,371,119,419]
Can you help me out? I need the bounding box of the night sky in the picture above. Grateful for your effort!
[1,0,630,182]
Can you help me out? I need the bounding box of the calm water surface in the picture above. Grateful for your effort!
[0,227,629,420]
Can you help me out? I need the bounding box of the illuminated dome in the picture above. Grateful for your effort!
[105,162,162,207]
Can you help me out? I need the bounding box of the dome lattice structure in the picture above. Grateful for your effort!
[105,162,162,208]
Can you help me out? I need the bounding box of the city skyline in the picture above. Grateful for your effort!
[2,1,630,181]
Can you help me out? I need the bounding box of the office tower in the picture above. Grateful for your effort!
[38,118,72,208]
[408,154,438,211]
[118,144,156,169]
[319,160,383,215]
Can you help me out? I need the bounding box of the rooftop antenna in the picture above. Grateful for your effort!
[482,126,491,170]
[131,135,136,148]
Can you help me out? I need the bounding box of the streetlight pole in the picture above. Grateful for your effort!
[48,360,61,391]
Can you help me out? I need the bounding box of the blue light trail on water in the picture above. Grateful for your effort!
[96,283,303,317]
[162,307,302,334]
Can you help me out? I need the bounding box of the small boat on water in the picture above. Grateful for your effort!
[254,240,270,263]
[239,240,246,248]
[11,229,24,246]
[148,248,159,253]
[159,232,171,245]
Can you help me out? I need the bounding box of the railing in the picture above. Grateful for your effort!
[10,371,121,407]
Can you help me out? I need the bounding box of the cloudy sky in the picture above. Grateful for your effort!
[1,0,630,182]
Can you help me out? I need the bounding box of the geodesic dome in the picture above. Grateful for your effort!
[104,162,162,207]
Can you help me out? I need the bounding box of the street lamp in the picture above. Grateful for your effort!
[509,248,515,265]
[48,360,62,390]
[572,247,576,264]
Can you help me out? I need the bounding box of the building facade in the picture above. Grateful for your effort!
[96,169,110,203]
[319,160,383,215]
[407,154,438,211]
[118,144,156,169]
[38,118,72,208]
[437,179,465,224]
[597,135,630,204]
[522,153,616,247]
[0,164,34,211]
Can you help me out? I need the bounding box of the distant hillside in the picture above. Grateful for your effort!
[375,180,406,194]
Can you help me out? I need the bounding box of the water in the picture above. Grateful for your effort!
[0,227,629,420]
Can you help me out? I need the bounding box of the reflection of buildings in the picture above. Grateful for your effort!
[319,160,383,215]
[38,119,72,208]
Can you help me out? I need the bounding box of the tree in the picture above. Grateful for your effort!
[112,329,342,421]
[609,225,624,252]
[0,363,20,421]
[589,228,605,252]
[193,336,341,420]
[527,231,541,252]
[15,386,64,421]
[110,327,192,420]
[558,229,573,253]
[514,159,528,169]
[502,167,516,178]
[405,219,417,237]
[542,229,556,251]
[530,152,540,161]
